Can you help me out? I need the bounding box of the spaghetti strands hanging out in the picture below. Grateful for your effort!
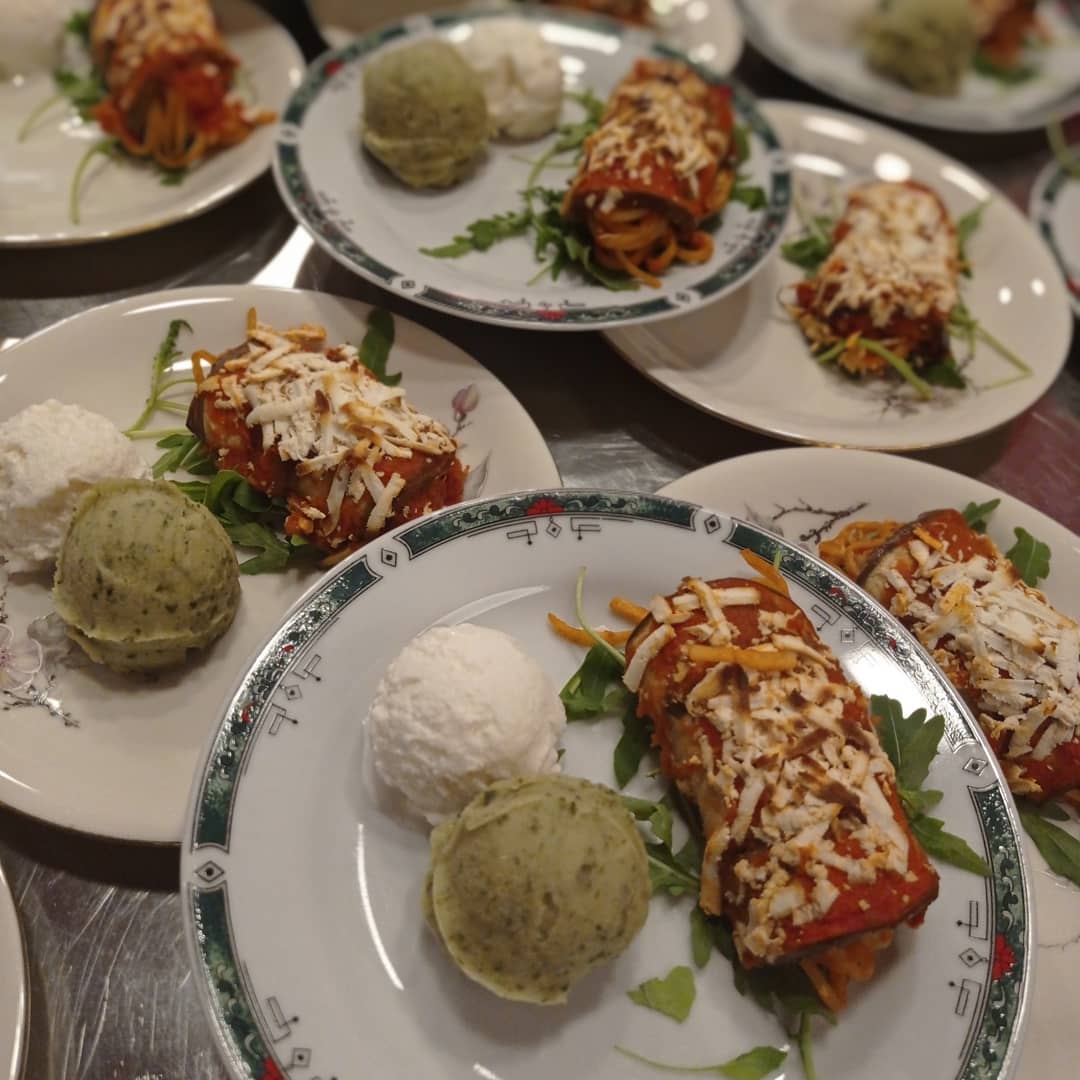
[89,0,275,170]
[560,58,737,288]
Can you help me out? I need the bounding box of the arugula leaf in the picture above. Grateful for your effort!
[731,184,767,211]
[358,308,401,386]
[614,705,653,787]
[870,696,989,877]
[420,208,531,258]
[127,319,194,435]
[962,498,1001,533]
[560,644,626,720]
[65,10,92,44]
[54,67,107,116]
[911,815,991,876]
[151,431,212,478]
[221,521,293,575]
[690,905,713,969]
[159,167,187,186]
[922,357,967,388]
[1018,805,1080,887]
[780,216,834,275]
[1022,797,1070,823]
[955,201,989,273]
[622,794,700,896]
[627,965,696,1022]
[973,50,1037,86]
[1005,527,1051,586]
[615,1044,787,1079]
[732,123,751,166]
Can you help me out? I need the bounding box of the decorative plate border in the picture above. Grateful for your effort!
[1029,159,1080,320]
[735,0,1080,135]
[272,7,791,330]
[184,490,1032,1080]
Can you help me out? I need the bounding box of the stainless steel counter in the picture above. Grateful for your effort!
[0,8,1077,1078]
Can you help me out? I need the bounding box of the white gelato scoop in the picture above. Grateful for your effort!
[367,623,566,823]
[0,400,151,572]
[456,17,563,141]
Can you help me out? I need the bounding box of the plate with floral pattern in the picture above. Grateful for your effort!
[0,285,559,842]
[0,862,26,1080]
[273,5,789,330]
[1029,156,1080,320]
[605,101,1072,450]
[660,447,1080,1080]
[181,488,1031,1080]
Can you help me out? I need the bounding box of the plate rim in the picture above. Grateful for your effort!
[0,862,27,1080]
[0,0,305,249]
[272,4,792,331]
[734,0,1080,135]
[1028,157,1080,320]
[179,485,1035,1080]
[0,283,561,843]
[604,97,1075,451]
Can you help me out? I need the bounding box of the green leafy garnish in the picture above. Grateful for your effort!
[779,215,835,275]
[689,905,713,969]
[54,67,108,118]
[870,695,990,876]
[174,468,313,575]
[1004,527,1051,586]
[560,643,629,720]
[419,209,531,258]
[948,300,1032,379]
[730,185,767,211]
[858,338,935,399]
[627,965,696,1022]
[69,136,119,226]
[622,794,701,897]
[972,50,1038,86]
[614,704,653,788]
[65,10,92,45]
[159,167,188,187]
[357,308,401,386]
[152,432,214,479]
[955,201,988,274]
[732,123,751,166]
[126,319,195,436]
[1018,801,1080,888]
[922,357,967,388]
[615,1044,787,1079]
[962,498,1001,533]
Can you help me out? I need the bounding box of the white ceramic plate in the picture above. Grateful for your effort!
[182,488,1031,1080]
[0,285,560,843]
[735,0,1080,134]
[0,0,304,246]
[310,0,744,74]
[274,5,789,330]
[1029,157,1080,320]
[606,100,1073,450]
[0,863,26,1080]
[658,447,1080,1080]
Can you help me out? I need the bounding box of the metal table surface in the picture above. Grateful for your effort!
[0,5,1078,1078]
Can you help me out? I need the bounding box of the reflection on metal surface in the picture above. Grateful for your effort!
[251,227,315,289]
[356,824,404,992]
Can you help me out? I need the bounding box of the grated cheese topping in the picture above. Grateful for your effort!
[579,61,725,203]
[866,531,1080,771]
[197,319,457,536]
[642,577,911,963]
[806,181,959,331]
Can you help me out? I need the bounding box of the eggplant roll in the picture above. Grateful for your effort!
[823,509,1080,801]
[625,576,939,974]
[186,314,465,555]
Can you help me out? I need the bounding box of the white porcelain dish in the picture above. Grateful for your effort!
[606,100,1073,449]
[182,488,1031,1080]
[274,5,789,329]
[0,285,560,843]
[0,0,304,246]
[659,447,1080,1080]
[0,863,26,1080]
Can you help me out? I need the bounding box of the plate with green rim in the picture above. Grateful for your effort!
[272,5,790,330]
[181,488,1033,1080]
[1029,157,1080,321]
